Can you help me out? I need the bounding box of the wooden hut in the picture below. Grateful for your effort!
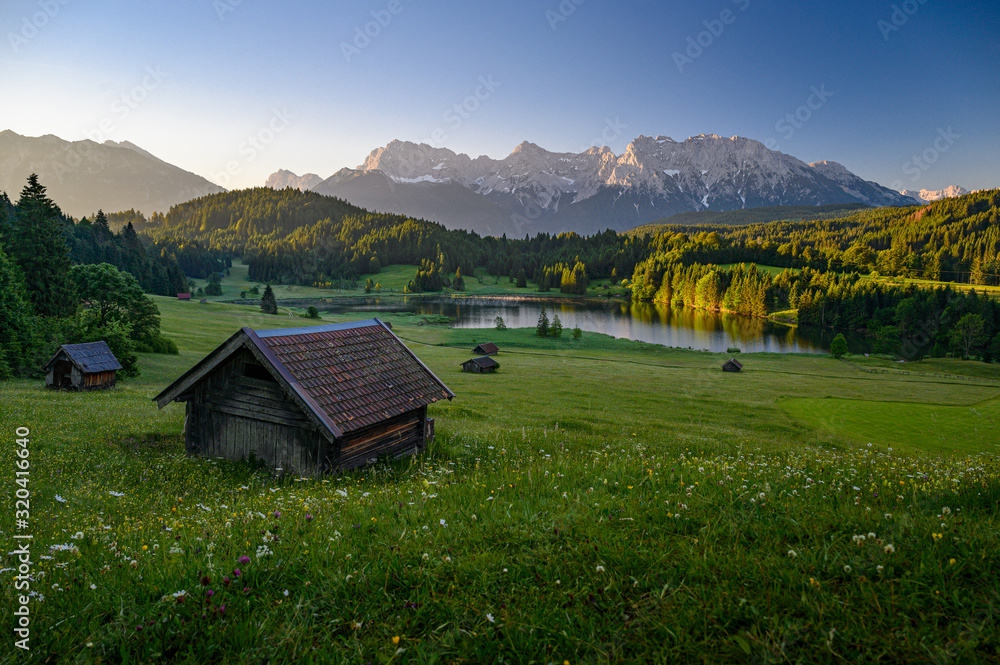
[177,293,191,301]
[44,341,122,390]
[461,356,500,373]
[472,342,499,356]
[722,358,744,372]
[153,319,454,476]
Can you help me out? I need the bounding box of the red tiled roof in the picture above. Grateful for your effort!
[254,320,453,433]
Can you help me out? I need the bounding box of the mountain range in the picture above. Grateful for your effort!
[271,135,925,236]
[0,130,223,218]
[0,130,976,235]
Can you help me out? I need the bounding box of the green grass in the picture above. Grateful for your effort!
[185,261,626,307]
[2,298,1000,663]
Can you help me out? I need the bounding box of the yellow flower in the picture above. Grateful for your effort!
[392,636,400,644]
[949,558,956,565]
[142,545,148,551]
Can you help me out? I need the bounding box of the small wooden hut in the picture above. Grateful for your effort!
[472,342,499,356]
[153,319,454,476]
[722,358,744,372]
[177,293,191,301]
[44,341,122,390]
[462,356,500,373]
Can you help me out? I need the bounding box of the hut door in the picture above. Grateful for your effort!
[54,360,73,388]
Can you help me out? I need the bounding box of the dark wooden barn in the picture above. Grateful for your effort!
[461,356,500,373]
[472,342,499,356]
[177,293,191,300]
[44,341,122,390]
[153,319,454,476]
[722,358,744,372]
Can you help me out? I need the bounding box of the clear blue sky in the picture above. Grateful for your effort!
[3,0,998,192]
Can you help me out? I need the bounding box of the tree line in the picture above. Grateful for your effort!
[0,175,176,379]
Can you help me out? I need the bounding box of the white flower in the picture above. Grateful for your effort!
[439,519,447,527]
[502,568,508,573]
[596,565,605,572]
[90,583,97,590]
[283,590,289,597]
[876,565,884,573]
[843,565,851,573]
[884,544,895,554]
[788,550,797,558]
[421,553,429,561]
[486,613,495,623]
[941,507,951,515]
[55,495,67,503]
[71,532,84,540]
[255,545,273,558]
[443,555,452,563]
[108,491,124,497]
[867,532,876,539]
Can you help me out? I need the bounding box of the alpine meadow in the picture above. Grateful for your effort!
[3,1,1000,663]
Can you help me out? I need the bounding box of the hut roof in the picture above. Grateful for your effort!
[463,356,499,370]
[723,357,744,370]
[45,341,122,373]
[473,342,499,355]
[154,319,454,438]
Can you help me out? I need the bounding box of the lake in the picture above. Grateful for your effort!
[305,295,867,354]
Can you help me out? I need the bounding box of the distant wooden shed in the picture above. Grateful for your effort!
[722,358,744,372]
[153,319,454,476]
[472,342,499,356]
[44,341,122,390]
[462,356,500,373]
[177,293,192,300]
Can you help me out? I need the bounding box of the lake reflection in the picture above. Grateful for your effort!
[316,296,861,354]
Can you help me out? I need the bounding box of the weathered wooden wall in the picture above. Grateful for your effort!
[45,356,116,390]
[185,349,325,477]
[338,405,427,470]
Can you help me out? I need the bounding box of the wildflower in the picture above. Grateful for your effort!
[932,533,943,541]
[443,555,452,563]
[788,550,797,558]
[393,635,401,644]
[884,544,895,554]
[941,507,951,515]
[351,621,362,630]
[233,568,241,577]
[876,565,884,574]
[440,519,447,527]
[238,556,250,565]
[206,589,214,599]
[223,576,231,587]
[843,565,851,573]
[90,583,97,590]
[283,590,289,597]
[305,514,313,521]
[421,553,429,561]
[596,564,605,572]
[949,558,956,565]
[142,545,148,551]
[71,532,84,540]
[274,511,281,518]
[867,532,876,539]
[130,560,138,569]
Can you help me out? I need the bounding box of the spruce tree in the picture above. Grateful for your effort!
[12,174,77,317]
[261,284,278,314]
[536,307,549,337]
[0,243,35,377]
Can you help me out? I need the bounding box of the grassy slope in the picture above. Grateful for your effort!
[186,261,629,306]
[2,298,999,663]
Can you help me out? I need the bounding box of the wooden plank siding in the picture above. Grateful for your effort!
[338,406,427,471]
[183,350,327,477]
